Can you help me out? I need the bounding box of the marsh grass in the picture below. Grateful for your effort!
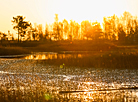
[0,59,137,101]
[0,74,59,102]
[0,76,134,102]
[39,49,138,69]
[0,73,134,102]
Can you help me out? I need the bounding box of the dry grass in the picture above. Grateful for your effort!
[0,69,135,102]
[0,74,60,102]
[39,49,138,69]
[0,58,137,101]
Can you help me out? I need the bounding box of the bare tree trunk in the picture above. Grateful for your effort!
[18,27,19,42]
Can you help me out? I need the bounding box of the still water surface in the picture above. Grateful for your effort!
[0,52,138,101]
[25,52,83,60]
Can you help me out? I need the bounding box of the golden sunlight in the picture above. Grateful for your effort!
[1,0,138,101]
[36,0,129,25]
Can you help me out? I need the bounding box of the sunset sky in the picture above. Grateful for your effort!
[0,0,138,37]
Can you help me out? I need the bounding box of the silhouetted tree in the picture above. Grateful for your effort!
[63,19,69,39]
[103,16,118,40]
[7,30,11,40]
[0,32,7,43]
[26,26,37,41]
[53,14,60,40]
[134,19,138,42]
[12,15,31,42]
[59,22,63,40]
[74,22,80,40]
[36,24,43,41]
[120,12,135,42]
[32,28,38,41]
[118,24,126,41]
[32,23,39,41]
[103,17,111,40]
[91,21,103,40]
[121,12,132,34]
[112,33,116,41]
[128,27,135,43]
[45,23,49,40]
[69,20,75,40]
[110,14,118,40]
[81,20,92,40]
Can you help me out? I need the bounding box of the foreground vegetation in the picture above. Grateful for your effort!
[0,74,64,102]
[0,59,137,102]
[0,73,133,102]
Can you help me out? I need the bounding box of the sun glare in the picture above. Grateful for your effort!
[35,0,120,26]
[35,0,130,27]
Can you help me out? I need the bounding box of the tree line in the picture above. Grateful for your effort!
[1,11,138,43]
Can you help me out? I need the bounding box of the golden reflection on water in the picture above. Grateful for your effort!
[25,53,82,60]
[59,90,138,101]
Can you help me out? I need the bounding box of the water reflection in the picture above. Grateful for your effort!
[25,52,82,60]
[59,90,138,101]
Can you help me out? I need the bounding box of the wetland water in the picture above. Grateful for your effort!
[0,52,138,101]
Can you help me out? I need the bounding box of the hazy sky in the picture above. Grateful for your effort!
[0,0,138,36]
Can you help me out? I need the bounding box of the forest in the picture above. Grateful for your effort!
[0,11,138,44]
